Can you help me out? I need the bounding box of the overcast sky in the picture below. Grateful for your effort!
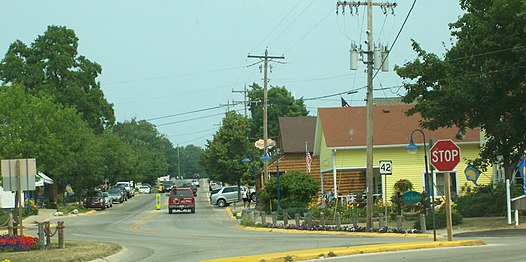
[2,1,464,148]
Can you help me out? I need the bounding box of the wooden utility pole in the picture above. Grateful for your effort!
[337,0,396,229]
[248,49,284,186]
[232,84,249,118]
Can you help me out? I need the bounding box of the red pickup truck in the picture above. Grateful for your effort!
[168,188,195,214]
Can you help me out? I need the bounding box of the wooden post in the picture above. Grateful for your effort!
[335,212,341,230]
[445,172,453,241]
[7,213,13,236]
[38,222,45,250]
[283,212,288,226]
[352,214,358,228]
[45,221,51,249]
[420,214,427,233]
[260,211,266,224]
[379,213,385,228]
[271,212,277,224]
[16,160,23,236]
[320,212,325,227]
[57,221,65,249]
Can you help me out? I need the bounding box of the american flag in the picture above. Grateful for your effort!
[306,150,312,174]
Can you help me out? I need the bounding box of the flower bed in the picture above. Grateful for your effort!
[0,235,40,252]
[264,223,422,234]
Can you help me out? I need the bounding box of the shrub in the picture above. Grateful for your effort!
[258,171,319,212]
[455,182,521,217]
[413,210,463,230]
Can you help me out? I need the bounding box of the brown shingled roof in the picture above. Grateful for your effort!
[279,116,317,153]
[318,104,480,147]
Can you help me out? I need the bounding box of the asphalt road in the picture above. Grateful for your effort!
[24,179,434,261]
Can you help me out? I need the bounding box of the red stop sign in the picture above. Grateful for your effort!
[429,139,461,172]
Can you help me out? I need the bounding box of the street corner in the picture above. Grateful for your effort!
[202,239,486,262]
[225,207,237,221]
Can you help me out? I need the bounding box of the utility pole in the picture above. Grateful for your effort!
[248,49,285,186]
[232,84,249,118]
[177,145,181,179]
[337,0,396,229]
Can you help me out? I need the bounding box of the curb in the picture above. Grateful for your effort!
[225,207,237,221]
[237,226,444,239]
[84,210,97,215]
[90,245,128,262]
[202,239,485,262]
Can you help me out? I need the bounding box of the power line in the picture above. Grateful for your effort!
[146,106,223,121]
[155,109,244,127]
[373,0,416,80]
[105,65,245,86]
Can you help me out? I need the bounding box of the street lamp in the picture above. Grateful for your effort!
[260,147,281,210]
[405,128,436,241]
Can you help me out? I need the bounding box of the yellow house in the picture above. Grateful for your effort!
[313,104,492,202]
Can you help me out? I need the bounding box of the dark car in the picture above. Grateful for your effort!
[160,180,174,193]
[168,188,195,214]
[108,188,126,203]
[83,190,106,210]
[181,182,197,196]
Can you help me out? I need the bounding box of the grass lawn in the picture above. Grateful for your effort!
[0,240,121,262]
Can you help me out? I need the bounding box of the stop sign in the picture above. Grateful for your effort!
[429,139,461,172]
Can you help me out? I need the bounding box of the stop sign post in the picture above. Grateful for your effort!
[429,139,460,242]
[430,139,461,172]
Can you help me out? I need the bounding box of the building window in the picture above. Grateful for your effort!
[434,172,458,197]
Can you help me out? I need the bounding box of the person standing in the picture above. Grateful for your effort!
[242,186,249,208]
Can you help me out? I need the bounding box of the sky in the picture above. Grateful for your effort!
[1,1,464,148]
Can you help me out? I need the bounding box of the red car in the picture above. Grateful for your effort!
[168,188,195,214]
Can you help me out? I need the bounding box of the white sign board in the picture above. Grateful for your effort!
[1,159,37,192]
[379,160,393,175]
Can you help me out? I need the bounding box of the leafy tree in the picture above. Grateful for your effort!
[201,111,251,189]
[0,25,115,133]
[0,84,96,194]
[112,119,171,183]
[395,0,526,180]
[248,83,308,141]
[177,145,207,179]
[258,171,319,212]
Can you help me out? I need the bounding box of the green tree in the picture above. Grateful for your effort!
[201,111,251,189]
[112,119,171,183]
[395,0,526,180]
[0,25,115,133]
[177,145,207,179]
[248,83,308,141]
[258,171,319,212]
[0,84,96,194]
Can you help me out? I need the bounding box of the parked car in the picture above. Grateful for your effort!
[83,190,106,210]
[114,181,134,198]
[210,186,240,207]
[138,185,151,194]
[181,182,197,196]
[159,180,174,193]
[102,192,113,208]
[168,188,195,214]
[108,188,126,203]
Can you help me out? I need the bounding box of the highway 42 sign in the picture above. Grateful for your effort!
[379,160,392,175]
[430,139,461,172]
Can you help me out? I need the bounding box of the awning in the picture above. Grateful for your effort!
[36,172,53,187]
